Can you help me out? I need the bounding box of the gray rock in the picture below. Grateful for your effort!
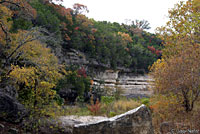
[8,128,19,134]
[39,105,154,134]
[57,48,154,99]
[38,118,74,134]
[0,92,27,123]
[0,82,18,98]
[92,70,153,98]
[0,124,5,129]
[73,105,154,134]
[0,123,5,131]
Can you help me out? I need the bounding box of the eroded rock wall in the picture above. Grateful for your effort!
[60,49,153,98]
[93,70,153,98]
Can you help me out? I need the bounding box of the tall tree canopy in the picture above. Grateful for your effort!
[150,0,200,112]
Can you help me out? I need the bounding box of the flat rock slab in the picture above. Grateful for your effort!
[40,105,154,134]
[60,116,108,125]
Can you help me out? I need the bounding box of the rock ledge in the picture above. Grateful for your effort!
[41,105,154,134]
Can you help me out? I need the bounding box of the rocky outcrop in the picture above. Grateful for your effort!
[40,105,154,134]
[92,70,153,98]
[61,49,111,69]
[60,49,153,99]
[0,92,27,123]
[73,105,153,134]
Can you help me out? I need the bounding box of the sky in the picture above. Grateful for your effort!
[60,0,186,33]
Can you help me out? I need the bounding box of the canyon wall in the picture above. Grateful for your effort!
[61,49,153,98]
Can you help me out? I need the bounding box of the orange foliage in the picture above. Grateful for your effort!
[64,34,71,41]
[87,98,101,115]
[147,46,162,56]
[1,0,37,19]
[88,34,95,40]
[118,32,133,44]
[0,4,13,45]
[51,4,73,25]
[91,28,97,33]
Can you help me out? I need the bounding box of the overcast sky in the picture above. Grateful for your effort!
[61,0,186,33]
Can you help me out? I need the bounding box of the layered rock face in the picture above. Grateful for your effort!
[93,70,153,98]
[40,105,154,134]
[61,49,153,98]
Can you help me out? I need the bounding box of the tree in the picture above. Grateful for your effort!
[0,4,63,115]
[0,0,37,20]
[132,19,150,30]
[150,0,200,112]
[156,0,200,58]
[7,31,63,113]
[150,45,200,112]
[73,3,89,15]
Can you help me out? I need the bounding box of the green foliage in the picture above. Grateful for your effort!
[140,98,150,106]
[30,0,60,33]
[101,96,115,105]
[11,18,33,32]
[55,68,91,102]
[109,111,117,117]
[30,0,62,47]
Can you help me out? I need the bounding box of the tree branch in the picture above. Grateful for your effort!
[0,0,22,8]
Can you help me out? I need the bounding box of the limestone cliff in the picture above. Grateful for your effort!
[59,49,153,98]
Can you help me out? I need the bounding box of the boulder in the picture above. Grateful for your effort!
[0,123,5,131]
[0,92,27,123]
[39,105,154,134]
[0,81,18,98]
[73,105,154,134]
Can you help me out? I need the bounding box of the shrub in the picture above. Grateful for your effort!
[109,111,117,117]
[101,96,115,105]
[149,94,185,133]
[87,98,101,115]
[55,67,91,103]
[140,98,150,106]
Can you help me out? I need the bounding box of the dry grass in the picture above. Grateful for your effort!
[150,94,200,134]
[113,99,141,112]
[100,98,141,117]
[56,98,142,117]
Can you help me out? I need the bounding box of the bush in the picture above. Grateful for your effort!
[101,96,115,105]
[149,94,185,133]
[11,18,33,32]
[87,98,101,115]
[55,67,91,103]
[140,98,150,106]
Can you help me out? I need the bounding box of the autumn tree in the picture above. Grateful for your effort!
[156,0,200,58]
[150,45,200,112]
[0,4,63,116]
[150,0,200,112]
[8,37,62,112]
